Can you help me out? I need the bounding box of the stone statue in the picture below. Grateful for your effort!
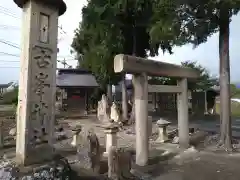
[87,128,101,173]
[97,94,110,122]
[77,128,101,173]
[110,102,121,123]
[108,147,134,179]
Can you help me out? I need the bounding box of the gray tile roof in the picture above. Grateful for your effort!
[56,73,98,87]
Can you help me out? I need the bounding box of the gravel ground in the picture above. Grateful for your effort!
[152,152,240,180]
[2,113,240,180]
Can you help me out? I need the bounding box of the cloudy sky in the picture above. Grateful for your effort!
[0,0,240,84]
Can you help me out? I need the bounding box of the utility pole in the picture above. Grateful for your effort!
[63,58,67,68]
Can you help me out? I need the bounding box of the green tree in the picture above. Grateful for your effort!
[72,0,176,122]
[150,0,239,150]
[148,61,218,91]
[2,83,18,105]
[181,61,218,91]
[230,84,240,98]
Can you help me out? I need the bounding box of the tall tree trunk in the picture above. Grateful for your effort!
[129,77,135,124]
[107,84,112,105]
[129,23,136,124]
[219,6,232,150]
[122,74,128,122]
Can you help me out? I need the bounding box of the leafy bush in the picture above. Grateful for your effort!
[1,85,18,105]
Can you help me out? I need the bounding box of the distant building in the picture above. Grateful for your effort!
[56,68,99,115]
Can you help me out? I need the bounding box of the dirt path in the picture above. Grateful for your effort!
[151,151,240,180]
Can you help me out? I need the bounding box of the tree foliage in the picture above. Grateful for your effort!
[72,0,182,89]
[1,83,18,105]
[181,61,218,91]
[150,0,240,48]
[148,60,218,91]
[150,0,240,150]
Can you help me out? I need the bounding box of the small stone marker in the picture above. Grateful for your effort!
[156,118,171,143]
[77,128,101,173]
[108,147,133,179]
[70,125,82,147]
[87,129,101,173]
[102,123,119,156]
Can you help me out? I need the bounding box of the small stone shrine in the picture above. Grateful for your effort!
[156,118,171,143]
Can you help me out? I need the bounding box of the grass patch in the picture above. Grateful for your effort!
[215,100,240,117]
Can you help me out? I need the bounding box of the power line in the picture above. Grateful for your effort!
[0,5,68,34]
[0,66,73,69]
[0,39,20,49]
[0,5,20,19]
[0,53,77,63]
[0,66,19,68]
[0,60,20,62]
[0,52,20,57]
[0,24,19,30]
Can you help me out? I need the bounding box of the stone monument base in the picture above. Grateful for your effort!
[15,144,55,166]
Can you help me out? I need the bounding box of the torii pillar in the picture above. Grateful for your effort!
[13,0,66,165]
[114,54,199,166]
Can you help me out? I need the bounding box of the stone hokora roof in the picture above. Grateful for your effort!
[56,68,99,87]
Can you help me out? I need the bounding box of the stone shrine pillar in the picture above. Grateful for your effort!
[177,78,189,148]
[13,0,66,165]
[133,73,149,166]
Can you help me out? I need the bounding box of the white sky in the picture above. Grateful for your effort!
[0,0,240,84]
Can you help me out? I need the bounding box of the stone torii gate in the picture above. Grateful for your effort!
[12,0,66,165]
[114,54,199,166]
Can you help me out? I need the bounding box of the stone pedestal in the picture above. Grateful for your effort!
[156,119,171,143]
[13,0,66,165]
[133,73,149,166]
[102,124,119,156]
[70,126,82,147]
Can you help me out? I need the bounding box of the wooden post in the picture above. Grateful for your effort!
[84,89,89,115]
[177,78,189,148]
[0,120,3,148]
[152,92,157,111]
[134,73,148,166]
[204,91,208,114]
